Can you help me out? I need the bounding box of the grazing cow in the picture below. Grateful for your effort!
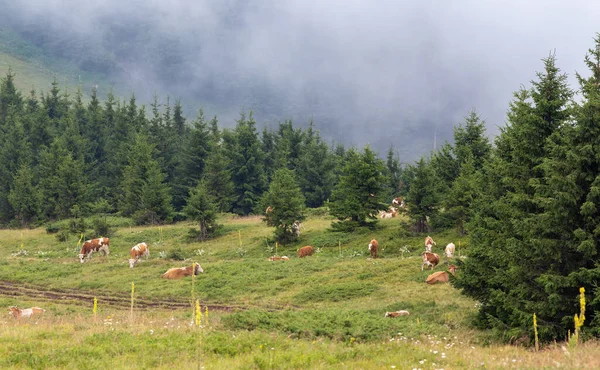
[292,221,303,237]
[161,263,204,279]
[424,236,436,252]
[444,242,456,258]
[9,306,46,320]
[421,252,440,271]
[79,237,110,263]
[392,197,406,208]
[368,239,379,258]
[268,255,290,261]
[425,265,458,284]
[129,242,150,268]
[380,207,397,219]
[385,310,410,317]
[298,246,314,258]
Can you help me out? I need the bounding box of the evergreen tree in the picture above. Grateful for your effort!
[296,125,335,208]
[385,145,402,197]
[262,168,305,242]
[455,53,574,341]
[203,121,236,213]
[226,112,267,215]
[184,180,219,240]
[330,146,386,230]
[0,68,23,127]
[405,157,439,233]
[8,163,40,226]
[120,133,172,223]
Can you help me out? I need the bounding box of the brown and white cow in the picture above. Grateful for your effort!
[9,306,46,320]
[161,263,204,279]
[384,310,410,317]
[298,246,314,258]
[368,239,379,258]
[268,255,290,261]
[421,252,440,271]
[129,242,150,268]
[79,237,110,263]
[392,197,406,208]
[444,242,456,258]
[424,236,436,252]
[265,206,273,215]
[425,265,458,284]
[380,207,397,219]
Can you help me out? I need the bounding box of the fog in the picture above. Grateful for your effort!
[2,0,599,161]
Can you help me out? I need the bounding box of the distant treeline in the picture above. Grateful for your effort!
[0,70,415,227]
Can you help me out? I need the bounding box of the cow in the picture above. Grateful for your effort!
[79,237,110,263]
[268,256,290,261]
[384,310,410,317]
[129,242,150,268]
[380,207,397,219]
[265,206,273,214]
[425,265,458,284]
[444,242,456,258]
[161,263,204,279]
[298,246,314,258]
[424,236,436,252]
[368,239,379,258]
[9,306,45,320]
[421,252,440,271]
[392,197,406,208]
[292,221,303,237]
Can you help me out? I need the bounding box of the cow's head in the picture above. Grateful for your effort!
[129,259,137,268]
[448,265,458,274]
[193,263,204,275]
[79,254,85,263]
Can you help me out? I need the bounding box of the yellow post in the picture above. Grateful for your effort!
[93,297,98,318]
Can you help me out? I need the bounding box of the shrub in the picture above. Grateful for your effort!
[56,230,70,242]
[167,247,186,261]
[132,210,160,225]
[45,223,61,234]
[92,217,113,237]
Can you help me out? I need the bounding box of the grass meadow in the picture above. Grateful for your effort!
[1,213,598,369]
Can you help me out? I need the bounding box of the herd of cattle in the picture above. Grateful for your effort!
[9,197,457,320]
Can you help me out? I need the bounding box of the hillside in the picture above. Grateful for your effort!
[1,213,598,369]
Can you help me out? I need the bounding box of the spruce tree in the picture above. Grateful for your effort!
[455,53,574,341]
[8,163,40,226]
[184,180,219,240]
[330,146,386,230]
[405,157,439,233]
[262,168,305,242]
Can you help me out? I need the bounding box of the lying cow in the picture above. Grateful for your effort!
[421,252,440,271]
[444,242,455,258]
[424,236,436,252]
[385,310,410,317]
[425,265,458,284]
[368,239,379,258]
[268,256,290,261]
[129,242,150,268]
[9,306,46,320]
[392,197,406,208]
[298,246,314,258]
[79,237,110,263]
[161,262,204,279]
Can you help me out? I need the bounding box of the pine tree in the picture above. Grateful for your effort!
[8,163,40,226]
[455,53,574,340]
[262,168,305,242]
[184,180,219,240]
[330,146,386,230]
[405,157,439,233]
[203,121,236,213]
[226,112,267,215]
[296,125,335,208]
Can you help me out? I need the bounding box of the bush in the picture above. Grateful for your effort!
[69,218,87,234]
[56,230,70,242]
[132,210,159,226]
[167,247,186,261]
[92,217,113,237]
[45,223,61,234]
[305,206,330,217]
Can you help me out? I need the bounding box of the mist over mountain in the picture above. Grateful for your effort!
[1,0,598,161]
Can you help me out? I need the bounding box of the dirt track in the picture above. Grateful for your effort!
[0,280,242,312]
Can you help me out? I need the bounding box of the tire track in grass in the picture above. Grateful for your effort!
[0,280,243,312]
